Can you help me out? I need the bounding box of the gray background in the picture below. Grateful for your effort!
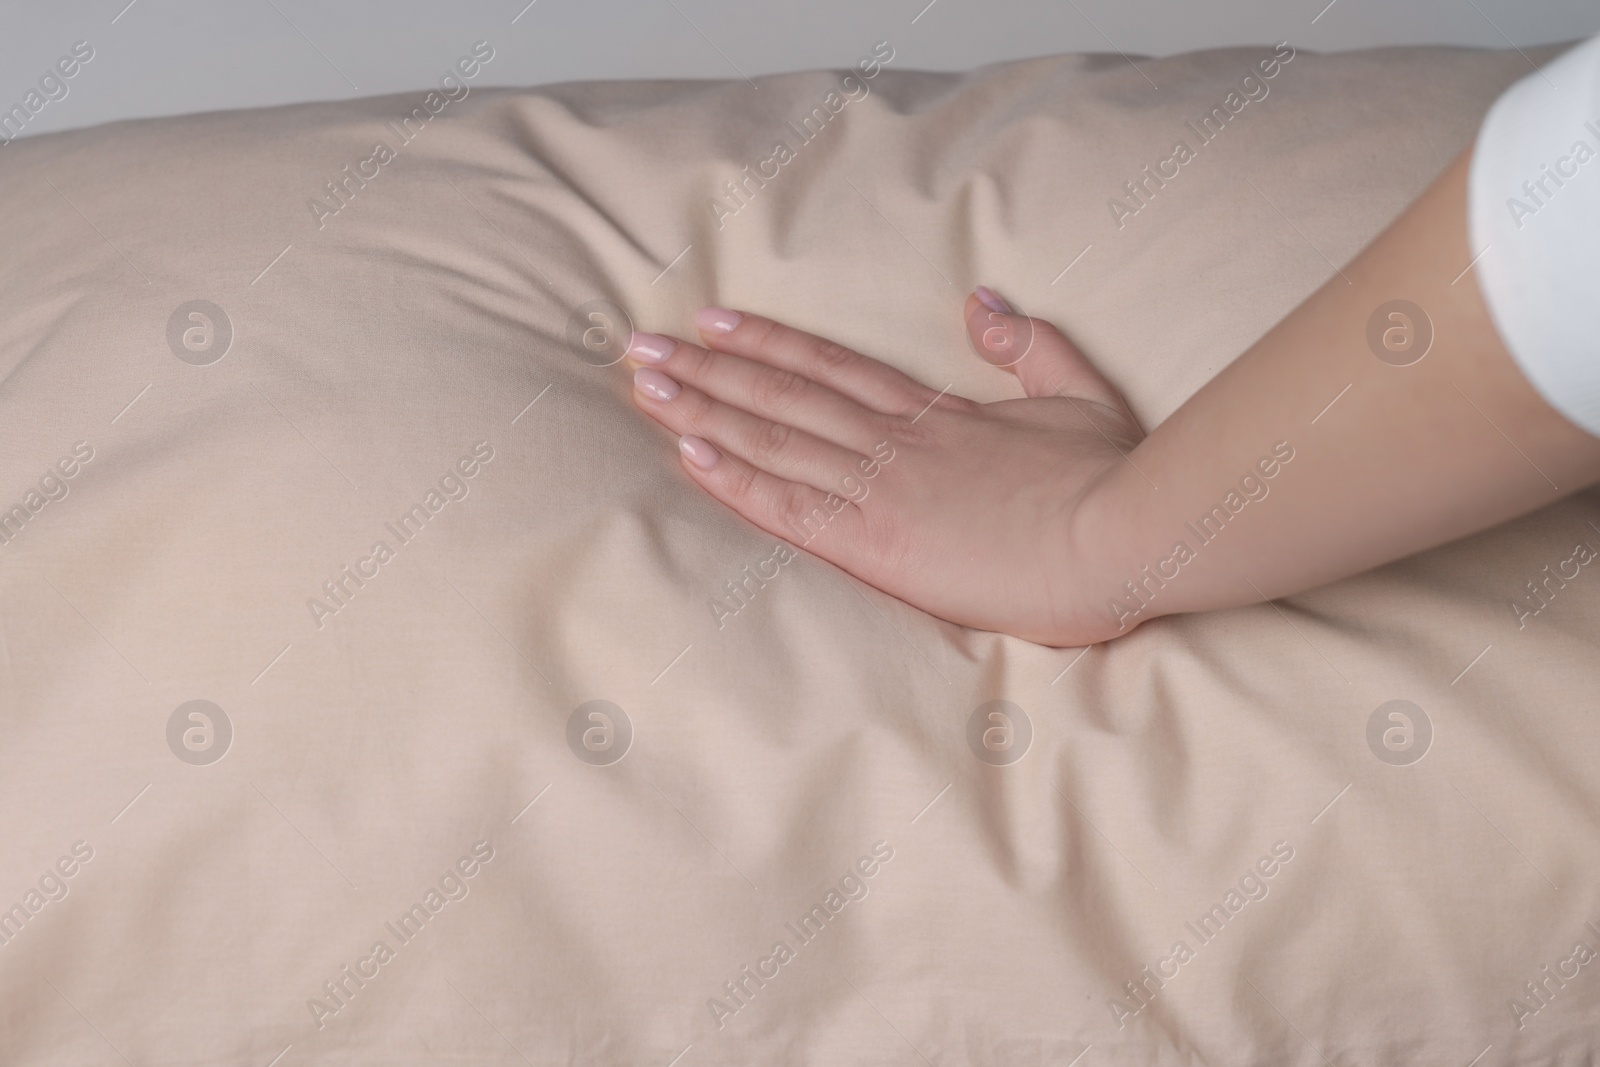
[3,0,1597,140]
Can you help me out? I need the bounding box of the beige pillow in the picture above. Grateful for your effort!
[1,39,1593,1065]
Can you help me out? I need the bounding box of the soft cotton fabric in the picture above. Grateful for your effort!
[1470,33,1600,436]
[1,42,1597,1067]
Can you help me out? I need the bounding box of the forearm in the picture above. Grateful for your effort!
[1077,147,1600,634]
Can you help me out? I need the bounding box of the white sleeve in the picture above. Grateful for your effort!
[1468,34,1600,437]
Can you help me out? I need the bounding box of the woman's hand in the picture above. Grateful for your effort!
[632,154,1600,647]
[625,289,1145,647]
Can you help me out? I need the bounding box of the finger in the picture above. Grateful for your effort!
[627,331,888,453]
[674,434,869,563]
[964,289,1139,422]
[691,307,957,419]
[631,367,867,496]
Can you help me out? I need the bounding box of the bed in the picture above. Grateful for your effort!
[1,38,1596,1065]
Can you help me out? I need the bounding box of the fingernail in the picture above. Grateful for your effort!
[696,307,743,334]
[679,435,721,470]
[975,286,1012,314]
[627,331,678,364]
[634,367,680,401]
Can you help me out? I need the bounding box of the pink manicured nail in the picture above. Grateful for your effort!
[975,286,1012,314]
[679,435,721,470]
[627,331,678,363]
[696,307,743,334]
[634,367,680,401]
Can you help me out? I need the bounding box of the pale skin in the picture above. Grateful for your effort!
[625,147,1600,646]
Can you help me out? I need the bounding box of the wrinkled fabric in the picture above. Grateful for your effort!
[0,42,1595,1067]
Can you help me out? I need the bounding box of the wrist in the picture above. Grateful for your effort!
[1061,459,1171,643]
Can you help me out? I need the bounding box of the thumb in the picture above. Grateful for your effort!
[965,287,1137,418]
